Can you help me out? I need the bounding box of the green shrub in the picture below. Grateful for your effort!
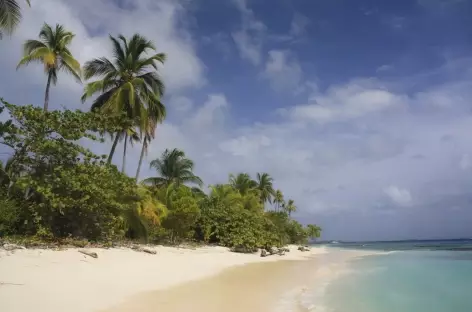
[0,197,20,236]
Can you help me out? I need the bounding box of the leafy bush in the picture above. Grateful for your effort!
[0,196,21,236]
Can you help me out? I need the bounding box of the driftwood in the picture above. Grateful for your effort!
[3,244,26,251]
[260,249,268,257]
[131,246,157,255]
[298,246,310,252]
[0,282,24,286]
[268,247,278,255]
[78,249,98,258]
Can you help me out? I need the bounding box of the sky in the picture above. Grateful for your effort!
[1,0,472,241]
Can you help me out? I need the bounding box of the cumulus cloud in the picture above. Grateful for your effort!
[282,79,406,124]
[261,50,303,92]
[0,0,205,110]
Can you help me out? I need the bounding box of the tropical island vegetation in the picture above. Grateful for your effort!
[0,1,321,252]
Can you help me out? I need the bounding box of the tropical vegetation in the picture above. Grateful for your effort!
[0,17,322,251]
[17,23,81,111]
[0,0,30,38]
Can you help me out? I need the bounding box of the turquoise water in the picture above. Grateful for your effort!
[320,240,472,312]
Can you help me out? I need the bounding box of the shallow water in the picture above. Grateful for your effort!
[303,240,472,312]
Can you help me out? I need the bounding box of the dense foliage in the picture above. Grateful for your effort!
[0,22,322,251]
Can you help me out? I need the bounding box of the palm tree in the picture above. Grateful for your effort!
[142,148,203,187]
[17,23,81,111]
[209,184,243,208]
[306,224,322,240]
[273,189,284,212]
[0,0,30,38]
[229,173,257,196]
[135,120,156,181]
[255,172,275,205]
[81,34,166,166]
[285,199,297,217]
[119,127,140,173]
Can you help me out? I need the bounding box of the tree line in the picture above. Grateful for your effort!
[0,1,321,251]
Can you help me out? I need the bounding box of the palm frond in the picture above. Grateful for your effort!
[60,52,82,83]
[89,87,117,111]
[23,39,47,54]
[0,0,21,35]
[136,52,166,72]
[16,46,50,68]
[138,71,165,96]
[128,33,156,60]
[83,57,116,80]
[38,22,54,43]
[109,35,125,68]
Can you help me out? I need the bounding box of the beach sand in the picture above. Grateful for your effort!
[107,248,375,312]
[0,245,328,312]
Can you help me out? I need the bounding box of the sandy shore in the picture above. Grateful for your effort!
[0,245,327,312]
[107,248,379,312]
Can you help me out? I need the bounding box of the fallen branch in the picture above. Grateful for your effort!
[78,249,98,258]
[0,282,24,286]
[131,246,157,255]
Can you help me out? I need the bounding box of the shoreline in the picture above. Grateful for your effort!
[106,248,381,312]
[0,244,327,312]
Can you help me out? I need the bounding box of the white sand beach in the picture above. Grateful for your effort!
[0,245,329,312]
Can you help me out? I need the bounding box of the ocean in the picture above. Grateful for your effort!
[304,240,472,312]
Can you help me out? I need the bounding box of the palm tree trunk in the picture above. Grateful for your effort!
[121,132,128,173]
[107,134,120,164]
[135,139,146,181]
[43,71,53,111]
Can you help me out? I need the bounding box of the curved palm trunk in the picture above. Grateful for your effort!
[43,71,53,111]
[135,139,146,181]
[121,132,128,173]
[107,134,120,164]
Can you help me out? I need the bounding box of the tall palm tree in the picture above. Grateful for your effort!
[17,23,81,111]
[120,127,140,173]
[229,173,257,196]
[273,189,284,212]
[285,199,297,217]
[142,148,203,187]
[81,34,166,166]
[255,172,275,205]
[135,120,156,181]
[0,0,30,38]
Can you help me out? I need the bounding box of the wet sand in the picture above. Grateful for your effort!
[108,249,371,312]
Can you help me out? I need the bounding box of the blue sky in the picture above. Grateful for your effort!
[1,0,472,241]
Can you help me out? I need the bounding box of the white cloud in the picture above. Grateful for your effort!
[286,80,406,123]
[219,135,271,157]
[261,50,303,92]
[376,64,394,72]
[231,0,266,65]
[169,96,194,114]
[187,94,228,130]
[290,13,310,36]
[383,186,413,206]
[0,0,205,105]
[232,31,263,65]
